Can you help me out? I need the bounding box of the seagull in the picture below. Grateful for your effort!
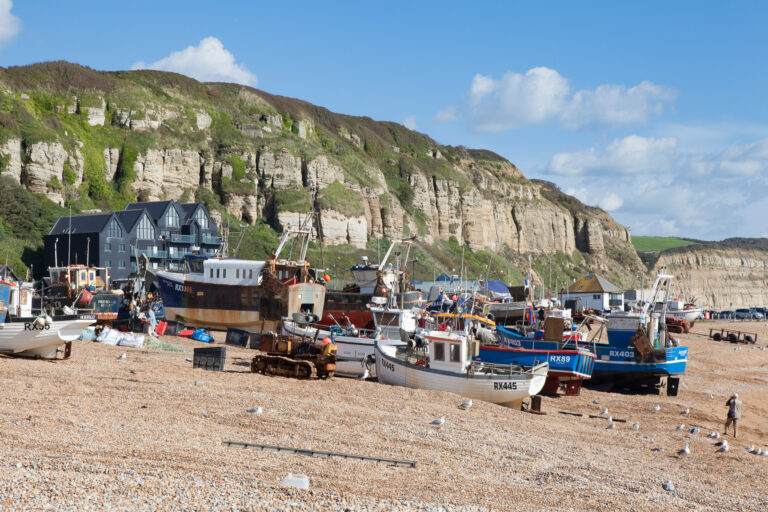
[599,408,609,416]
[606,416,612,423]
[606,422,615,429]
[707,432,720,439]
[716,444,730,453]
[678,443,690,457]
[430,416,445,427]
[458,399,473,410]
[745,444,755,452]
[761,450,768,457]
[676,424,685,431]
[247,406,263,414]
[689,427,700,435]
[663,480,675,492]
[117,352,127,360]
[749,446,761,455]
[681,408,690,415]
[681,382,689,390]
[632,422,640,430]
[592,399,599,404]
[709,393,714,399]
[652,405,661,412]
[358,368,370,380]
[714,439,728,447]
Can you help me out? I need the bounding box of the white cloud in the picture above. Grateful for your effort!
[469,67,569,132]
[404,115,418,131]
[543,134,768,239]
[434,106,459,123]
[0,0,20,49]
[132,37,257,86]
[560,81,677,129]
[464,67,676,132]
[548,135,678,176]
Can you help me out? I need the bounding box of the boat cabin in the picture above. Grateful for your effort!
[184,257,267,286]
[425,333,469,372]
[8,282,34,317]
[48,265,110,291]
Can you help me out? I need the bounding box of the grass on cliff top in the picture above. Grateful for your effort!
[631,236,699,252]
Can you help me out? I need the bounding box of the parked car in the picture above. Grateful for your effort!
[718,310,735,320]
[749,308,764,319]
[733,308,762,319]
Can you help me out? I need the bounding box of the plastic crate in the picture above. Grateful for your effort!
[225,327,250,347]
[193,346,226,371]
[165,321,184,336]
[249,333,261,350]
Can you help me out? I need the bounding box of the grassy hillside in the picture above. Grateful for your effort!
[631,236,699,252]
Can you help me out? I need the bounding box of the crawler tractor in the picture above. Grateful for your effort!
[251,332,337,379]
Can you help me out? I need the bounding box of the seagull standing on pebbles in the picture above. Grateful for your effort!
[714,439,728,447]
[633,422,640,430]
[663,480,675,492]
[745,444,755,452]
[676,424,686,431]
[689,427,700,435]
[707,432,720,439]
[606,416,612,423]
[681,408,690,415]
[117,352,127,360]
[678,443,690,457]
[430,416,445,427]
[247,406,263,414]
[709,393,714,399]
[599,408,609,416]
[458,399,473,410]
[716,444,730,453]
[606,422,615,429]
[652,405,661,412]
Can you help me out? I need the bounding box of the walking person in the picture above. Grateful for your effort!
[724,393,742,437]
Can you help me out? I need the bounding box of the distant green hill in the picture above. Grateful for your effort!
[631,236,699,253]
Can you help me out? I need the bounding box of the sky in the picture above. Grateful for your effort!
[1,1,767,240]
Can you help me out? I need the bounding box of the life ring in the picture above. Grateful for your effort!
[438,323,447,331]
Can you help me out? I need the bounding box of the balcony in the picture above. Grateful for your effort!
[170,234,196,243]
[135,249,168,259]
[201,235,221,245]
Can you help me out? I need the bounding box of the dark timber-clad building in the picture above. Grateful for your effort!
[44,200,219,283]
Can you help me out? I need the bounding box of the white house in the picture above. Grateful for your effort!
[561,274,624,312]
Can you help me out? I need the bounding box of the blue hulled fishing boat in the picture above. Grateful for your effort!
[496,274,688,394]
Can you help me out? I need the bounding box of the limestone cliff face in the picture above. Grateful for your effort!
[0,62,642,278]
[654,247,768,309]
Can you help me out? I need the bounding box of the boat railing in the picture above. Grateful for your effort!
[468,359,533,376]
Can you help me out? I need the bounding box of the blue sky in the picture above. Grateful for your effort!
[2,1,768,240]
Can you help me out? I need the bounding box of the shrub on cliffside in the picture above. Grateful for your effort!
[316,181,364,217]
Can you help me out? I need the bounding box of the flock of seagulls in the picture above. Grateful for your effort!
[429,399,474,428]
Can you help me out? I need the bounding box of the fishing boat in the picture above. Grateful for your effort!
[660,300,702,325]
[321,238,423,330]
[45,265,122,322]
[156,214,325,332]
[0,282,96,358]
[374,329,548,407]
[497,274,688,394]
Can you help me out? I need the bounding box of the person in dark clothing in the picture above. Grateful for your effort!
[724,393,742,437]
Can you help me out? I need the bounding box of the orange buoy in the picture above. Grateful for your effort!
[321,337,332,344]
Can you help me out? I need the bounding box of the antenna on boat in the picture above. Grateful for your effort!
[67,205,72,268]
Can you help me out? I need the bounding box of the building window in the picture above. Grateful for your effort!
[216,269,220,279]
[137,215,155,240]
[105,243,111,251]
[450,344,461,362]
[433,342,445,361]
[119,260,126,269]
[222,269,226,279]
[195,208,208,229]
[249,269,253,279]
[107,219,122,238]
[165,207,180,227]
[104,260,111,267]
[593,294,600,300]
[236,269,240,279]
[210,269,213,278]
[119,244,126,252]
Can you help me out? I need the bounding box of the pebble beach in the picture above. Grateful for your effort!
[1,319,767,511]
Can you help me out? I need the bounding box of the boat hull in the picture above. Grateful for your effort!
[157,271,324,330]
[1,315,96,358]
[374,342,548,407]
[477,345,595,395]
